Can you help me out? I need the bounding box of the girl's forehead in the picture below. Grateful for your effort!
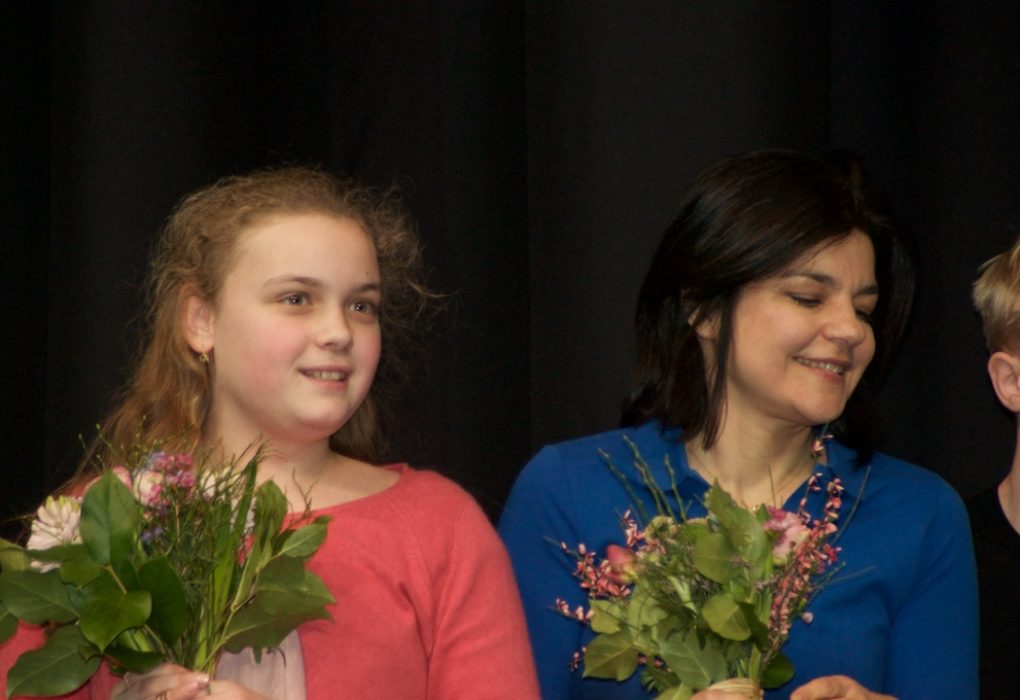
[231,212,371,257]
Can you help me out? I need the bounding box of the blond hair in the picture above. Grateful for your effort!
[973,236,1020,352]
[93,167,430,466]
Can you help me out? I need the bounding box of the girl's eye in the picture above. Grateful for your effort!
[856,308,875,324]
[282,293,309,306]
[352,300,379,316]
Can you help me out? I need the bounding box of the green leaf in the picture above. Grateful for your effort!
[761,651,795,688]
[654,686,694,700]
[103,642,165,674]
[249,556,335,613]
[221,557,333,653]
[738,601,771,648]
[138,557,189,646]
[27,543,90,565]
[0,569,77,623]
[0,538,29,573]
[276,519,329,559]
[590,598,624,634]
[642,664,681,693]
[627,587,669,630]
[702,592,751,641]
[252,481,288,550]
[582,631,640,681]
[80,471,139,566]
[0,602,17,642]
[5,625,101,698]
[60,558,103,587]
[707,486,769,564]
[691,531,741,583]
[658,629,727,689]
[80,589,151,651]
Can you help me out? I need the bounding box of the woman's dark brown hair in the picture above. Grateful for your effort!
[622,149,915,459]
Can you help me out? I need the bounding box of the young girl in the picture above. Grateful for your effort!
[1,168,540,699]
[498,150,977,699]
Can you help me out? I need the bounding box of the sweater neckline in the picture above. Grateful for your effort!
[291,462,411,517]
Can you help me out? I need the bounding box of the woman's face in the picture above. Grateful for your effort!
[719,230,878,431]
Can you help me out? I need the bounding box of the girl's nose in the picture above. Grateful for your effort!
[317,309,353,350]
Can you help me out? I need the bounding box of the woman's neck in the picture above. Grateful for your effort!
[685,416,817,508]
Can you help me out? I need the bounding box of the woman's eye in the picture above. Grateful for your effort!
[789,294,820,308]
[856,308,875,323]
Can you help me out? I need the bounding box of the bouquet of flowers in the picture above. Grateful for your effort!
[557,437,843,700]
[0,444,333,698]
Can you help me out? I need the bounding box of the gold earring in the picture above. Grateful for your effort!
[199,352,209,365]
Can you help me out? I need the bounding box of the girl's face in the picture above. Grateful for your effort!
[198,213,382,448]
[720,230,878,432]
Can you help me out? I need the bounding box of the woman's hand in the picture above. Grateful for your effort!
[790,675,897,700]
[689,675,896,700]
[690,691,747,700]
[111,664,209,700]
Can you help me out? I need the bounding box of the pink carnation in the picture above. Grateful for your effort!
[764,506,810,561]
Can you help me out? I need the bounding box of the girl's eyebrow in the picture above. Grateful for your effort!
[264,275,323,288]
[263,275,382,294]
[780,271,879,297]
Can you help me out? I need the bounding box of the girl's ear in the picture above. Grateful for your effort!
[182,291,215,354]
[987,351,1020,412]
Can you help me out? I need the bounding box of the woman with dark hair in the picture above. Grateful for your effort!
[499,150,977,699]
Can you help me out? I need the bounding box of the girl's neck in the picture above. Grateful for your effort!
[202,433,397,512]
[685,414,818,508]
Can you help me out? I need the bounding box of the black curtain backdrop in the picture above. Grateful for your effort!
[3,2,1019,536]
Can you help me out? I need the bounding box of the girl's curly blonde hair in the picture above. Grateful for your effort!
[95,167,430,465]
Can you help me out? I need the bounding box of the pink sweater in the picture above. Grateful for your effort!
[1,465,540,699]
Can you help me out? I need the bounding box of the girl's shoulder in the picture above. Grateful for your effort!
[311,463,491,532]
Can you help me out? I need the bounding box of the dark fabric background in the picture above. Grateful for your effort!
[3,2,1019,535]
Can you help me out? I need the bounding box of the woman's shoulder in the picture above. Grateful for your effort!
[830,443,969,534]
[520,422,678,482]
[833,442,962,499]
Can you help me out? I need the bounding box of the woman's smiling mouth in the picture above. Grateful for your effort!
[794,357,847,375]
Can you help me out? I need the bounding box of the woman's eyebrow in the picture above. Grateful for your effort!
[780,271,879,296]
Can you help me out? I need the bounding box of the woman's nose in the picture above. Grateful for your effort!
[823,301,869,347]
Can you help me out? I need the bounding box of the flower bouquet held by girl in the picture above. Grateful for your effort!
[558,437,843,700]
[0,445,332,698]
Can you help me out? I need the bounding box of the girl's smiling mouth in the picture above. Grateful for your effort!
[301,369,350,381]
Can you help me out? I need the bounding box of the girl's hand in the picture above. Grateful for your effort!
[204,680,271,699]
[790,675,897,700]
[111,664,209,700]
[691,691,748,700]
[111,666,271,700]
